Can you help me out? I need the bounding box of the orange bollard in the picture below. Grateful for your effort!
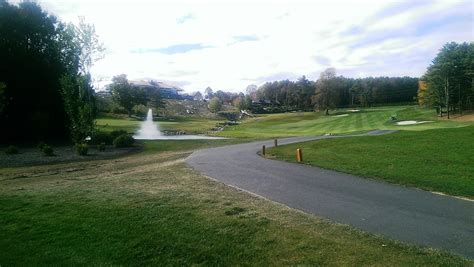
[274,139,278,147]
[262,145,266,156]
[296,148,303,162]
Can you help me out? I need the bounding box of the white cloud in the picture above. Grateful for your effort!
[33,0,473,92]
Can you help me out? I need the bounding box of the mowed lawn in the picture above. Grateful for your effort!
[96,107,466,139]
[96,114,141,133]
[0,142,469,265]
[219,106,466,138]
[268,126,474,198]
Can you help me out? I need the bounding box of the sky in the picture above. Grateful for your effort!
[31,0,474,92]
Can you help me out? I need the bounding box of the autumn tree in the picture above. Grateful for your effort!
[245,84,258,100]
[417,80,430,106]
[422,42,474,117]
[232,96,243,110]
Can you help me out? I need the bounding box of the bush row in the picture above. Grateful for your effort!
[91,130,128,145]
[4,133,135,156]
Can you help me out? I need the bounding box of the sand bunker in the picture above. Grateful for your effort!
[451,113,474,122]
[349,109,360,112]
[395,120,434,125]
[334,114,349,117]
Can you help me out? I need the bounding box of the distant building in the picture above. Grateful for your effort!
[129,80,187,99]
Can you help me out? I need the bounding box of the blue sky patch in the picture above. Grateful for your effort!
[131,44,212,54]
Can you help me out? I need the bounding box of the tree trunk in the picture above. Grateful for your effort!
[445,76,450,119]
[325,108,329,115]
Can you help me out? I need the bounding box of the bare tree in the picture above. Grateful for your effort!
[204,87,214,100]
[245,84,258,100]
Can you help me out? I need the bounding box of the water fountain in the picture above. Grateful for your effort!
[134,108,226,140]
[134,109,162,139]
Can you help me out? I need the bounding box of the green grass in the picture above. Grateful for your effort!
[219,106,468,138]
[139,139,248,155]
[2,107,472,264]
[96,113,224,135]
[0,144,469,265]
[156,116,224,134]
[96,107,466,140]
[96,114,141,133]
[268,126,474,198]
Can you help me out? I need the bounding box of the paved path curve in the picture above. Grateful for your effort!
[186,130,474,259]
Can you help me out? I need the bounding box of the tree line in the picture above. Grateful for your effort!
[418,42,473,118]
[98,74,165,117]
[249,72,418,113]
[179,72,418,115]
[1,0,469,146]
[0,1,102,143]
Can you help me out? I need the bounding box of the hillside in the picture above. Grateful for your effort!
[159,99,235,119]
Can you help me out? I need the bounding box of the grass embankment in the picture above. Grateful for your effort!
[96,114,140,133]
[0,142,470,265]
[140,139,245,155]
[156,116,224,135]
[268,126,474,198]
[96,113,224,135]
[97,106,464,140]
[219,106,466,138]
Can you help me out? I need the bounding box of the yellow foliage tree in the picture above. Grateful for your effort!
[417,80,429,106]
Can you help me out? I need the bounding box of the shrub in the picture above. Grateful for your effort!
[208,97,222,113]
[110,130,128,140]
[42,144,54,156]
[37,141,46,151]
[113,134,135,148]
[5,145,18,155]
[91,131,113,145]
[132,104,148,117]
[97,142,106,151]
[217,111,239,120]
[75,143,89,156]
[111,104,128,114]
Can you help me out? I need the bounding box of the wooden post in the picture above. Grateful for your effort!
[262,145,266,156]
[296,148,303,162]
[274,139,278,147]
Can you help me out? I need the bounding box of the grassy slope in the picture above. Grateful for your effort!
[96,114,141,133]
[156,116,224,134]
[96,114,224,135]
[0,144,469,265]
[96,106,465,139]
[139,139,246,155]
[268,126,474,198]
[219,106,466,138]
